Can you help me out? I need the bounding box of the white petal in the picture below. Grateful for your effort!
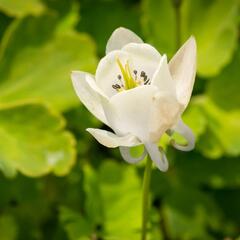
[86,128,141,148]
[96,50,130,97]
[122,43,161,80]
[106,27,143,54]
[169,36,197,109]
[168,119,195,151]
[71,71,109,126]
[96,43,161,98]
[148,91,181,142]
[104,85,159,142]
[119,146,147,164]
[144,143,169,172]
[151,55,176,95]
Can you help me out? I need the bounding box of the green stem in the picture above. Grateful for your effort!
[141,157,152,240]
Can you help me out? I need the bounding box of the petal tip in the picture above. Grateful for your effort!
[71,71,85,82]
[186,36,197,53]
[106,27,143,54]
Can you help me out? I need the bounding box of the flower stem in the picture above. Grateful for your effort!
[141,157,152,240]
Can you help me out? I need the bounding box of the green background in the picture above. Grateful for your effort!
[0,0,240,239]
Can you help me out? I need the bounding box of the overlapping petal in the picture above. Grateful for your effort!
[104,85,159,141]
[151,54,176,95]
[96,50,130,97]
[106,27,143,54]
[122,43,161,80]
[71,71,109,126]
[169,36,197,110]
[148,91,181,142]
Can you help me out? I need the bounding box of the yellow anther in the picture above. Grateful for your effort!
[116,57,138,90]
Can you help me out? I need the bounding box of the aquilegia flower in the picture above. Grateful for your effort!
[71,27,196,171]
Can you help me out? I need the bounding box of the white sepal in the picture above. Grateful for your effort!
[119,146,147,164]
[168,119,195,151]
[144,143,169,172]
[86,128,141,148]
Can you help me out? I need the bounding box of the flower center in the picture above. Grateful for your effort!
[112,58,151,92]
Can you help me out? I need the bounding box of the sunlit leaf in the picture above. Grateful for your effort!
[99,161,142,239]
[0,214,18,240]
[0,0,45,17]
[182,99,207,141]
[0,102,76,177]
[142,0,239,76]
[207,48,240,110]
[59,206,92,240]
[83,161,142,239]
[201,98,240,157]
[0,15,97,111]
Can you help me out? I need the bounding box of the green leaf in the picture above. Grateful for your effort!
[182,100,207,141]
[164,188,218,240]
[99,161,142,239]
[142,0,239,76]
[0,0,45,17]
[201,98,240,157]
[83,161,142,239]
[183,97,240,158]
[0,214,18,240]
[77,0,142,56]
[0,102,76,177]
[182,0,239,76]
[197,128,224,159]
[0,15,97,111]
[207,48,240,110]
[142,0,176,57]
[59,206,92,240]
[175,152,240,188]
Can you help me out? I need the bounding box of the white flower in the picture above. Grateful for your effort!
[71,27,196,171]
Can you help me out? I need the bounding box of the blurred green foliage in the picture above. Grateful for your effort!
[0,0,239,239]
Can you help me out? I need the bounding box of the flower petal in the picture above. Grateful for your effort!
[144,143,169,172]
[106,27,143,54]
[104,85,159,141]
[148,91,181,142]
[122,43,161,81]
[86,128,141,148]
[151,55,176,95]
[168,119,195,151]
[96,50,130,97]
[169,36,197,110]
[119,146,147,164]
[96,43,161,98]
[71,71,109,126]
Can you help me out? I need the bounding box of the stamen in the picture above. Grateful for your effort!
[114,57,151,90]
[140,71,146,77]
[116,57,137,90]
[144,79,150,85]
[112,84,121,90]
